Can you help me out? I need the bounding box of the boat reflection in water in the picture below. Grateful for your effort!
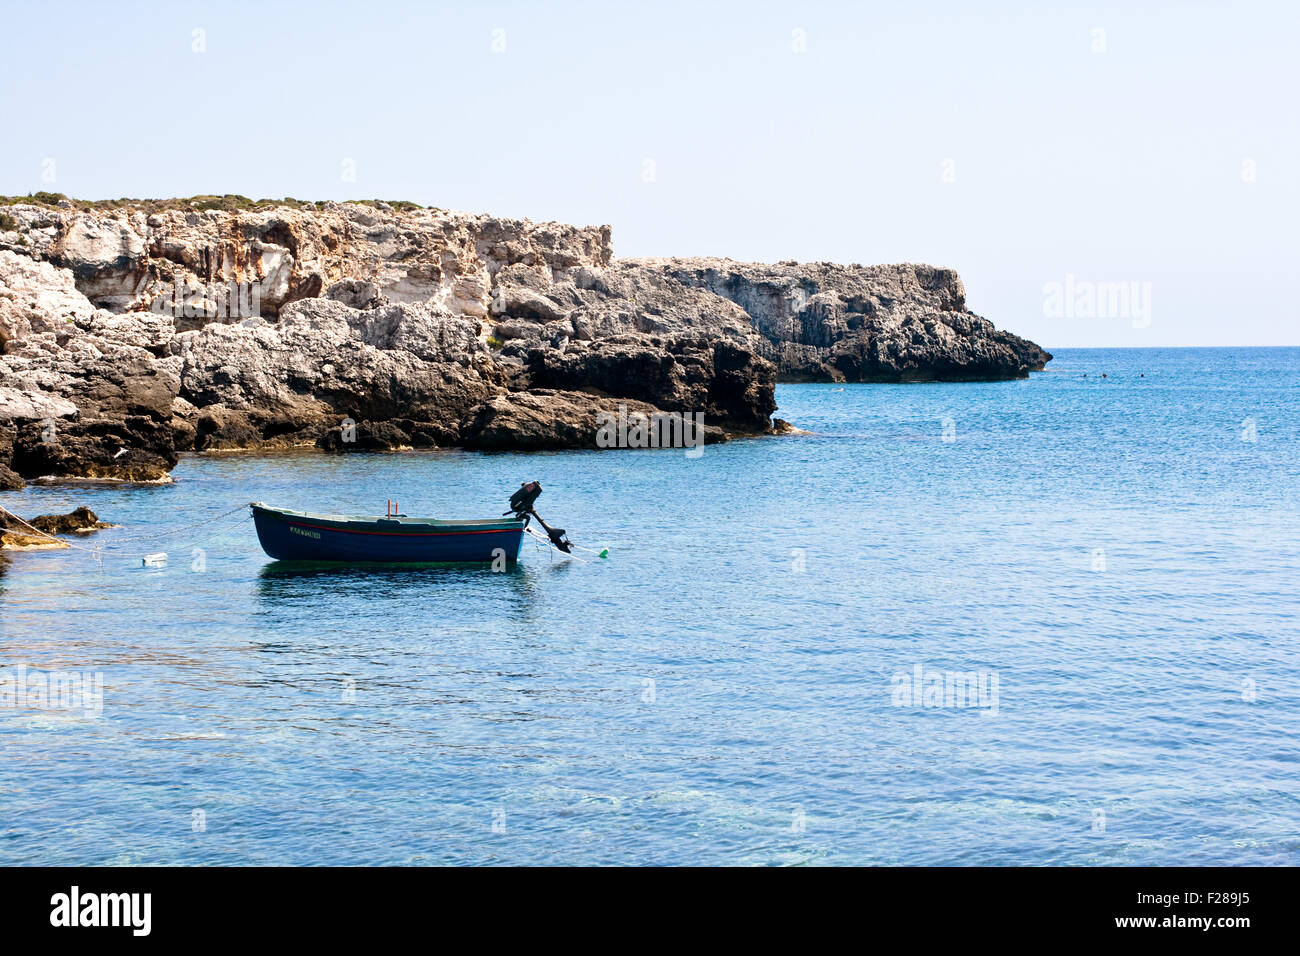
[252,556,554,632]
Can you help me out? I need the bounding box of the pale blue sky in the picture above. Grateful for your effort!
[2,0,1295,347]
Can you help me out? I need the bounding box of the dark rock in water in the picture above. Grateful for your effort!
[0,504,107,549]
[316,419,412,452]
[524,334,777,433]
[0,426,20,487]
[0,509,29,533]
[10,416,176,482]
[393,419,460,448]
[28,505,110,534]
[772,418,811,436]
[460,390,643,450]
[0,201,1051,481]
[460,389,724,451]
[193,405,270,451]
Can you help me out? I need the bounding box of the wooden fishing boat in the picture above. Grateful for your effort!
[249,502,527,564]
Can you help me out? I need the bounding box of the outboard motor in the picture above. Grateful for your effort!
[505,481,573,553]
[537,518,573,554]
[508,481,543,517]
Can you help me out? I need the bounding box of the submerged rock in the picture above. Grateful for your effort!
[0,529,64,550]
[316,419,413,452]
[28,505,111,534]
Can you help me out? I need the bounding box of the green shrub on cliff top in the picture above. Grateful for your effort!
[0,191,69,208]
[346,199,424,211]
[188,194,254,212]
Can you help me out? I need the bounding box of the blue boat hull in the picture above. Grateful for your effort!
[251,503,526,564]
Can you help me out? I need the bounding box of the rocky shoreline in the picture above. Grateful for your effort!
[0,195,1050,485]
[0,504,109,550]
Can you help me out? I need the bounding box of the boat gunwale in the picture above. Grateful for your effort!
[250,501,526,532]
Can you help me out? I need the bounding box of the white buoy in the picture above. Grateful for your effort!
[142,552,168,567]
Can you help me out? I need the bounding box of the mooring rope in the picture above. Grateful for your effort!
[95,504,250,543]
[0,504,103,554]
[141,509,252,553]
[524,525,587,562]
[0,503,251,556]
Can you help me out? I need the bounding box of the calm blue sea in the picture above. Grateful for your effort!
[2,347,1298,865]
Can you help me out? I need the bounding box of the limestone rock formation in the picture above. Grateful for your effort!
[625,258,1051,382]
[0,196,1048,481]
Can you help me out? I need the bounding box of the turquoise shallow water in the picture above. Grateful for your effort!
[2,347,1298,865]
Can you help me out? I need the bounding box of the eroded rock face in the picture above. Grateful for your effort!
[625,258,1052,382]
[0,249,98,344]
[524,334,776,432]
[10,417,177,482]
[3,201,613,320]
[459,389,723,451]
[0,248,179,481]
[0,199,1048,480]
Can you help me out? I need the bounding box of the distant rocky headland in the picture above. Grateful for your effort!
[0,193,1050,486]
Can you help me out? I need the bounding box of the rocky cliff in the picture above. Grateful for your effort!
[0,195,1049,485]
[627,258,1051,382]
